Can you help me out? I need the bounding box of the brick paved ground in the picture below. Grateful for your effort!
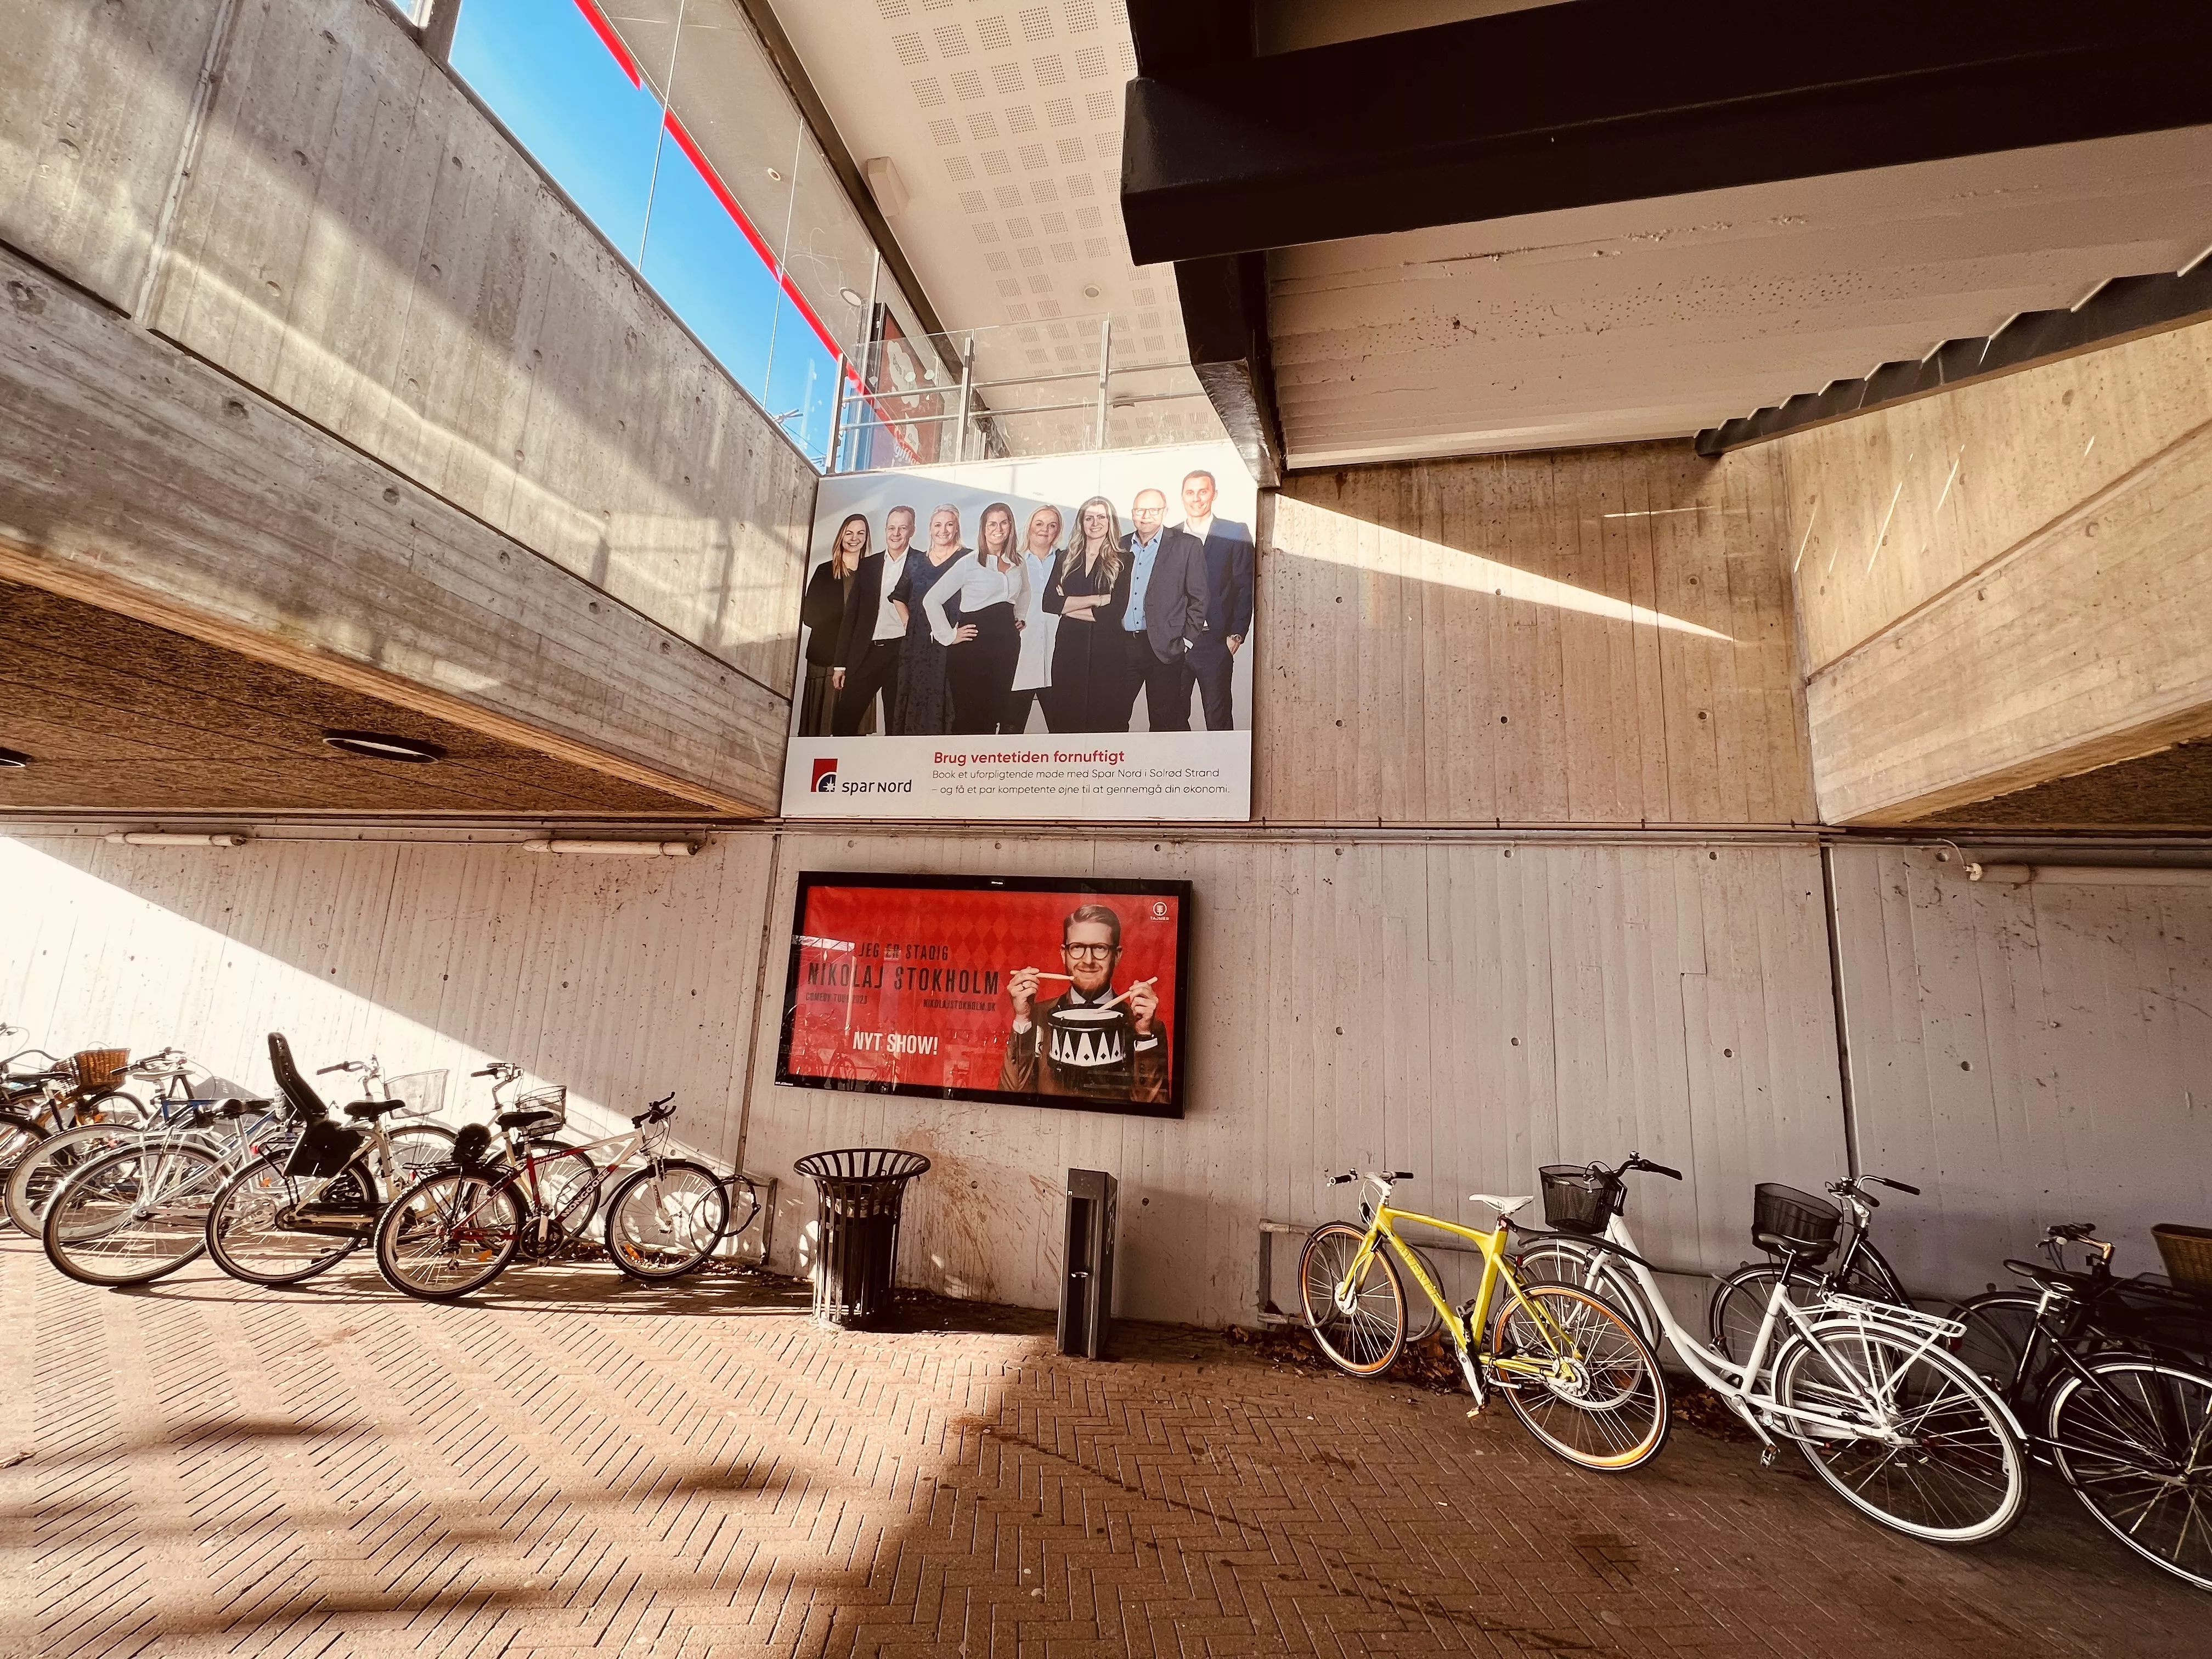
[3,1232,2204,1659]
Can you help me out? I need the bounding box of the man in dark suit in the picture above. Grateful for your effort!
[1115,487,1210,731]
[830,505,915,736]
[1166,470,1254,731]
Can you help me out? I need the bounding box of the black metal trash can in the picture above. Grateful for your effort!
[794,1148,930,1328]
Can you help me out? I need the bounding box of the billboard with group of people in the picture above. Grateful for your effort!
[780,441,1255,820]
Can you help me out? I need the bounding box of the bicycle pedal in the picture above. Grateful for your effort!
[1758,1446,1778,1469]
[1465,1405,1481,1419]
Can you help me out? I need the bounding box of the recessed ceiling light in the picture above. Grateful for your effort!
[1082,284,1102,300]
[0,746,29,768]
[321,729,445,763]
[840,286,865,307]
[765,166,784,182]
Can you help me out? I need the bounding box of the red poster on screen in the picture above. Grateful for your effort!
[775,873,1191,1118]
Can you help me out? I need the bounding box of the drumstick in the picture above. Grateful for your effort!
[1099,976,1158,1011]
[1019,969,1075,980]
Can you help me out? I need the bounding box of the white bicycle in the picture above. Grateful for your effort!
[1512,1153,2027,1545]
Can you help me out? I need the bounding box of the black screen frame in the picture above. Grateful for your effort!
[774,870,1195,1119]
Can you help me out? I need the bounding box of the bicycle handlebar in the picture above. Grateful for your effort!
[314,1061,353,1075]
[631,1091,678,1126]
[1624,1155,1681,1181]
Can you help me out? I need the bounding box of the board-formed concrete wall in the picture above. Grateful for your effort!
[1773,320,2212,824]
[0,827,1847,1328]
[0,0,815,812]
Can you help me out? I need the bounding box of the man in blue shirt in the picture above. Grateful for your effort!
[1116,487,1210,731]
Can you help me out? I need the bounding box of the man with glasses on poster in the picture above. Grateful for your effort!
[1001,904,1167,1104]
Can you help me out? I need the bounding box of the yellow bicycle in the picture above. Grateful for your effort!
[1299,1169,1670,1471]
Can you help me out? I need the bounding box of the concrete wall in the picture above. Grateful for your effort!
[1773,320,2212,824]
[1831,846,2212,1298]
[0,0,816,812]
[1266,443,1812,826]
[0,828,1846,1327]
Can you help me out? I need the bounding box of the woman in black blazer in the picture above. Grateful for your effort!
[1042,496,1131,733]
[798,514,867,735]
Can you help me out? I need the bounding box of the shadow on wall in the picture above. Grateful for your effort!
[0,836,775,1168]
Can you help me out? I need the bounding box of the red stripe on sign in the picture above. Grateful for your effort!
[573,0,643,87]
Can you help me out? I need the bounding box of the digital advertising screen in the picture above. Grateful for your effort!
[774,872,1192,1119]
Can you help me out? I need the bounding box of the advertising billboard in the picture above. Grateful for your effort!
[781,440,1255,821]
[775,872,1192,1119]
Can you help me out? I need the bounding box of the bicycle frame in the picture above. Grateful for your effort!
[1585,1210,2007,1447]
[1338,1191,1583,1406]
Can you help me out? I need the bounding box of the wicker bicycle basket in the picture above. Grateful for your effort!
[2153,1223,2212,1298]
[70,1048,129,1090]
[514,1085,567,1131]
[1752,1182,1843,1262]
[1538,1165,1622,1235]
[381,1069,448,1122]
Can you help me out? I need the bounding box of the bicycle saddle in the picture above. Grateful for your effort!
[343,1099,410,1120]
[1469,1193,1534,1216]
[496,1107,558,1130]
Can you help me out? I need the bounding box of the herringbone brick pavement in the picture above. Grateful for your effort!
[2,1233,2202,1659]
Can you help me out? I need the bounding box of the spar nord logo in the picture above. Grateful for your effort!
[808,755,912,797]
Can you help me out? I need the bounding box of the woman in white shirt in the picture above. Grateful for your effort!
[1002,505,1062,734]
[925,500,1031,735]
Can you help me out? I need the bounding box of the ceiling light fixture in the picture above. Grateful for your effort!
[765,166,784,182]
[840,286,865,307]
[105,831,250,848]
[321,730,445,763]
[1082,283,1102,300]
[0,747,29,768]
[522,838,699,857]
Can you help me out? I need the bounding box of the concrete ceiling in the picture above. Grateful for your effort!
[0,584,709,817]
[1270,126,2212,469]
[756,0,1177,342]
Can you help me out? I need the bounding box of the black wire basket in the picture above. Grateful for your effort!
[1753,1182,1843,1262]
[1539,1165,1622,1235]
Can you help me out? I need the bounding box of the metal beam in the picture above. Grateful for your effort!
[1695,264,2212,455]
[1122,1,2212,266]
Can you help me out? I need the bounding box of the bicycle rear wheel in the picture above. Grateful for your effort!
[6,1122,138,1235]
[0,1111,43,1190]
[1298,1222,1407,1377]
[43,1143,225,1286]
[375,1170,522,1300]
[1490,1282,1670,1471]
[603,1160,729,1279]
[205,1153,376,1286]
[2046,1357,2212,1589]
[1774,1324,2025,1543]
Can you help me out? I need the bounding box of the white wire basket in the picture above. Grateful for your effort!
[381,1069,449,1122]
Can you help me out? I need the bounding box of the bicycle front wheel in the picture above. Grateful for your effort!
[0,1111,43,1191]
[1774,1324,2025,1544]
[1515,1235,1655,1346]
[604,1160,729,1279]
[375,1170,522,1300]
[2046,1357,2212,1589]
[205,1153,376,1286]
[1491,1283,1670,1471]
[1298,1222,1406,1377]
[1708,1264,1824,1369]
[43,1143,225,1286]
